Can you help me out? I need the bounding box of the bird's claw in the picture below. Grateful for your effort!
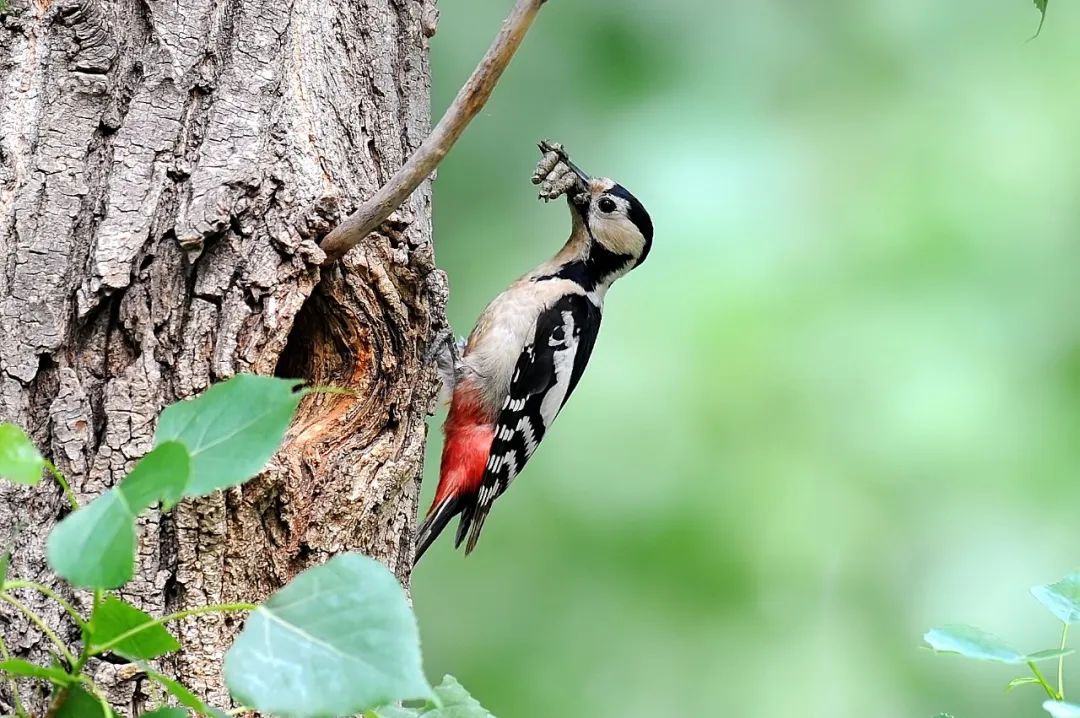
[426,327,465,402]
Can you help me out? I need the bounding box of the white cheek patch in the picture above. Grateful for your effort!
[592,217,645,258]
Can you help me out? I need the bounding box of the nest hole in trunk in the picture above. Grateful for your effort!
[274,276,378,451]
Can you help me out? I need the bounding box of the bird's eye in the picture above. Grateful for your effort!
[597,197,617,214]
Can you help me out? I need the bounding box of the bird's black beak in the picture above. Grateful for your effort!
[565,158,590,183]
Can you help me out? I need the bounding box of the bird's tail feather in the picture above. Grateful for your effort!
[462,504,492,555]
[414,495,464,564]
[454,501,475,549]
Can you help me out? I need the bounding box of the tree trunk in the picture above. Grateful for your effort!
[0,0,441,711]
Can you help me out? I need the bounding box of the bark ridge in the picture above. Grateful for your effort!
[0,0,442,710]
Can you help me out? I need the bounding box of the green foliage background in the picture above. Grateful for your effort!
[412,2,1080,717]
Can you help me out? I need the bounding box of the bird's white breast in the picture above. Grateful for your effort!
[463,277,588,416]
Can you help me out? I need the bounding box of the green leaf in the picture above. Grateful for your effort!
[428,676,495,717]
[46,443,190,589]
[925,625,1026,663]
[144,668,228,718]
[142,709,190,718]
[373,676,495,718]
[224,553,431,717]
[1045,701,1080,718]
[54,685,110,717]
[47,489,135,589]
[0,658,74,685]
[1028,648,1075,661]
[0,549,9,587]
[88,595,180,659]
[1033,0,1048,38]
[0,423,44,485]
[155,374,305,497]
[1009,676,1043,691]
[1033,572,1080,624]
[117,441,190,513]
[924,625,1071,664]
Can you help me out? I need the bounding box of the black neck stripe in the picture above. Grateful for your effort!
[542,242,634,291]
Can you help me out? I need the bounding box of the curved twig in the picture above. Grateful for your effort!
[319,0,548,265]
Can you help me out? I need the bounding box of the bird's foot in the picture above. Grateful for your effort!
[426,326,465,402]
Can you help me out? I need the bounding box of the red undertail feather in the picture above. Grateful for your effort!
[414,384,494,563]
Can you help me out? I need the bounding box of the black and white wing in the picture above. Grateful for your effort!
[459,293,602,552]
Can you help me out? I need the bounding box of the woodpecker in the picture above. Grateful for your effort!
[415,143,653,562]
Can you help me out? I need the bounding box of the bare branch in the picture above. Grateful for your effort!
[319,0,548,265]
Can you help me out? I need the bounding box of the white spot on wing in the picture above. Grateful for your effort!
[502,449,520,478]
[539,311,579,427]
[517,415,538,455]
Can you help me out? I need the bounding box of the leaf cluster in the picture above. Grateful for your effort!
[925,572,1080,717]
[0,375,493,717]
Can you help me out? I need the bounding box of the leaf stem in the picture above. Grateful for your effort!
[3,581,86,628]
[0,632,28,718]
[0,592,76,666]
[72,589,103,674]
[1028,660,1061,700]
[43,461,78,511]
[1060,623,1070,699]
[91,602,256,656]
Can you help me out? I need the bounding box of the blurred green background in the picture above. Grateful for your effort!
[411,2,1080,717]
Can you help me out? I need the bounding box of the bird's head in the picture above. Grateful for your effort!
[564,161,653,271]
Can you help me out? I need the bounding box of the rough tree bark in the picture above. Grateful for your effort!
[0,0,443,712]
